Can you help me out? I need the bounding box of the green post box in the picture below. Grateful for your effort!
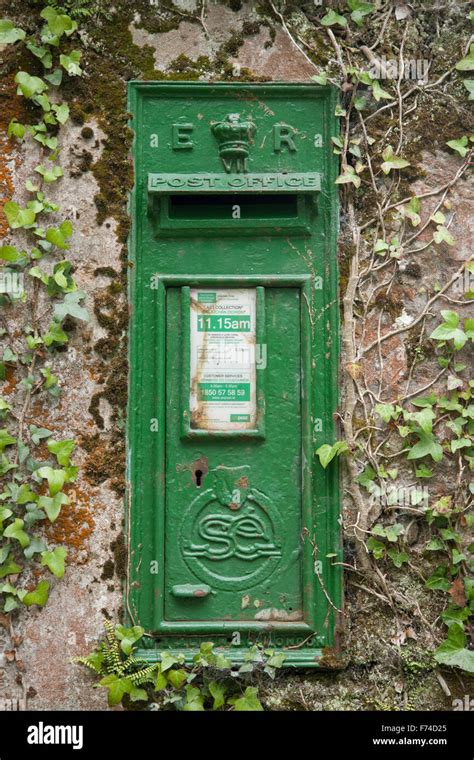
[128,82,341,667]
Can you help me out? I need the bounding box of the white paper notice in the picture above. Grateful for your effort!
[190,288,257,431]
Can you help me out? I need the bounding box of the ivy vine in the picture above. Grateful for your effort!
[0,7,88,624]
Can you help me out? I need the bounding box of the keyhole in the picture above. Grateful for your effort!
[191,456,208,488]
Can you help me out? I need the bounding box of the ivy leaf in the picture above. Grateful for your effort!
[0,507,12,528]
[4,518,30,548]
[433,225,455,246]
[0,19,25,44]
[26,42,52,69]
[53,291,89,322]
[47,438,75,466]
[60,50,82,76]
[160,651,183,672]
[115,624,144,655]
[321,9,347,27]
[29,425,53,445]
[182,685,205,711]
[434,623,474,673]
[43,321,68,347]
[99,675,132,706]
[3,201,36,229]
[0,553,22,579]
[155,665,168,691]
[7,119,26,139]
[335,166,361,188]
[430,311,467,350]
[15,71,48,98]
[371,80,392,102]
[34,164,63,183]
[0,428,16,452]
[35,466,67,496]
[52,103,69,125]
[375,403,397,423]
[463,80,474,100]
[387,549,409,568]
[311,73,328,85]
[446,136,469,157]
[38,491,68,522]
[167,668,188,689]
[0,245,20,262]
[208,681,227,709]
[45,220,73,250]
[41,546,67,578]
[228,686,263,712]
[22,579,49,607]
[451,437,472,453]
[40,7,77,37]
[347,0,374,26]
[316,441,349,468]
[24,536,48,559]
[381,145,410,174]
[44,68,62,86]
[455,44,474,71]
[425,566,451,591]
[407,431,443,462]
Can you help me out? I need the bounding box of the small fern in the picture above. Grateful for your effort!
[34,0,112,21]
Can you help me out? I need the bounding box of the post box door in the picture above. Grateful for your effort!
[165,285,303,623]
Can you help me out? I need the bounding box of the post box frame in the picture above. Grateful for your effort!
[127,82,342,667]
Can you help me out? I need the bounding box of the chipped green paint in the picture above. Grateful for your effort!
[127,82,341,666]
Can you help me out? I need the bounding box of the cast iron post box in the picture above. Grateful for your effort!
[128,82,341,666]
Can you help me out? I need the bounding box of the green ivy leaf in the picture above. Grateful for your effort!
[4,518,30,548]
[407,431,443,462]
[3,201,36,229]
[47,439,75,466]
[381,145,410,174]
[335,166,361,188]
[463,80,474,100]
[38,491,68,522]
[228,686,263,712]
[434,623,474,673]
[40,7,77,37]
[15,71,48,98]
[45,220,73,250]
[26,42,52,69]
[35,466,67,496]
[387,548,409,568]
[0,19,25,44]
[371,80,392,102]
[316,441,349,468]
[321,9,347,27]
[167,668,188,689]
[455,44,474,71]
[446,136,469,157]
[98,674,132,706]
[60,50,82,76]
[348,0,374,26]
[433,225,455,246]
[208,681,227,709]
[52,103,69,125]
[34,164,63,183]
[0,428,16,452]
[155,665,168,691]
[182,685,205,711]
[0,553,22,579]
[115,624,144,655]
[41,546,67,578]
[53,291,89,322]
[430,311,467,350]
